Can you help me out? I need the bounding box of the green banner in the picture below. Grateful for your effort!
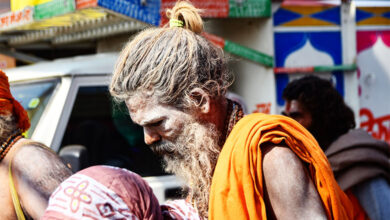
[314,64,356,72]
[229,0,271,18]
[224,40,273,67]
[34,0,75,20]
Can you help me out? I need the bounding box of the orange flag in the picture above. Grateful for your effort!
[209,113,366,219]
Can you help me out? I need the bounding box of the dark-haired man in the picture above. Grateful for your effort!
[283,75,390,220]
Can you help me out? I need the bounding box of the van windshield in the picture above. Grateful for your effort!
[11,79,58,138]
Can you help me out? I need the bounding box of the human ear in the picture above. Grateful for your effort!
[189,88,211,114]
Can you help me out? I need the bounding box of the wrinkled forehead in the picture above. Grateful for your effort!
[125,92,151,114]
[125,93,187,126]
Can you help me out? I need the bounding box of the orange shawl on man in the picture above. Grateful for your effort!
[209,113,366,220]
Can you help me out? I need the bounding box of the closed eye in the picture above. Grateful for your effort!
[149,120,163,127]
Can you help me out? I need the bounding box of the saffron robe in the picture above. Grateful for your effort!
[209,113,366,220]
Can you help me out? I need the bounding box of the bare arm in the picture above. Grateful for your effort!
[12,143,72,219]
[262,144,327,220]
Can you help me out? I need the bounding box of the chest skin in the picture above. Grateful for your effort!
[0,139,33,220]
[0,160,17,220]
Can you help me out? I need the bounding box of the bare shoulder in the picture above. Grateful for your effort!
[262,143,326,220]
[10,139,72,219]
[13,140,60,164]
[262,143,300,166]
[261,143,307,180]
[12,142,71,180]
[11,139,72,196]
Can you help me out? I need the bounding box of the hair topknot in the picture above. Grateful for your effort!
[110,0,231,115]
[166,1,203,34]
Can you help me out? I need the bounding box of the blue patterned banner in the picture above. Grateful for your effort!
[98,0,160,26]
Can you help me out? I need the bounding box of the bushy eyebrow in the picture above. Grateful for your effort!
[288,112,302,118]
[139,117,164,127]
[282,111,302,118]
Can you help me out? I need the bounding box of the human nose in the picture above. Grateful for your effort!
[143,127,161,145]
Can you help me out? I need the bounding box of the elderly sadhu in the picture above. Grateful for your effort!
[0,70,71,220]
[108,1,367,219]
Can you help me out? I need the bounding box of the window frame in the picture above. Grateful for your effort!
[50,75,111,152]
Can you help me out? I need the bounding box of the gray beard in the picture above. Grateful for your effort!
[151,121,221,219]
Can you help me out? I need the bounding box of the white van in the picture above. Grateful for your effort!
[7,53,184,203]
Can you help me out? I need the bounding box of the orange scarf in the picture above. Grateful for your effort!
[209,113,366,219]
[0,70,30,132]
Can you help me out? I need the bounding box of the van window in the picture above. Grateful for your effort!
[11,79,58,138]
[60,86,166,177]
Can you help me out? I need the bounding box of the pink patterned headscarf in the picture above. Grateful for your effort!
[42,165,162,220]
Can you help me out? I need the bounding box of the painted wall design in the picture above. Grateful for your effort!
[274,5,340,27]
[357,30,390,144]
[356,7,390,26]
[273,5,344,113]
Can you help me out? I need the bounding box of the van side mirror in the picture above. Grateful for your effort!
[59,145,89,173]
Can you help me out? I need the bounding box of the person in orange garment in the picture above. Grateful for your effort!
[0,70,72,219]
[109,1,366,219]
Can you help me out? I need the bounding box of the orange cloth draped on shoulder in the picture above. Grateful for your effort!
[0,70,30,132]
[209,113,366,220]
